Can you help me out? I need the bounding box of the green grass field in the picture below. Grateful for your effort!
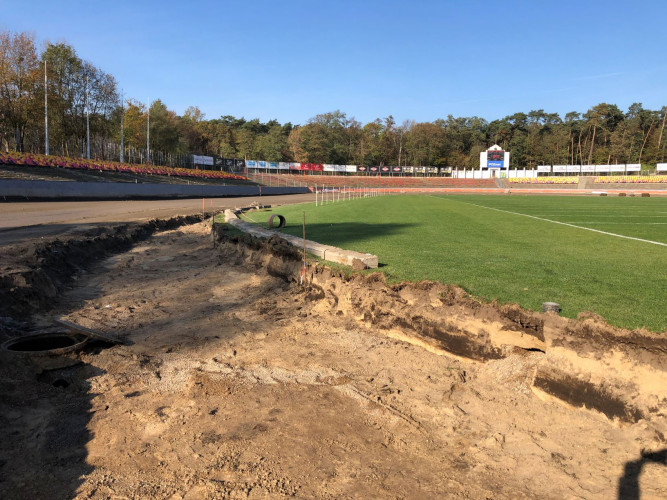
[240,194,667,332]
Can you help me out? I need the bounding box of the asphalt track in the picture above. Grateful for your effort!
[0,193,315,246]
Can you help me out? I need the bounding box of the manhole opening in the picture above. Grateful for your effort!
[4,334,79,352]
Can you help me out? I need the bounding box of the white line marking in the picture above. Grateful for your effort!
[564,222,667,225]
[449,200,667,247]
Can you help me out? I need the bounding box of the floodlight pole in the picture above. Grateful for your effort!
[86,76,90,159]
[120,89,124,163]
[44,60,49,155]
[146,98,150,165]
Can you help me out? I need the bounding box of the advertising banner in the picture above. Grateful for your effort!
[278,162,289,170]
[300,163,312,171]
[257,161,267,169]
[595,165,610,173]
[334,164,346,172]
[380,166,391,174]
[537,165,552,172]
[427,167,438,174]
[289,162,301,170]
[392,166,403,174]
[246,160,257,168]
[566,165,581,173]
[487,161,504,169]
[234,159,245,170]
[193,155,214,166]
[323,164,335,172]
[345,165,357,173]
[440,167,453,174]
[415,166,426,173]
[357,166,368,172]
[403,166,414,173]
[609,164,625,172]
[625,164,641,172]
[657,163,667,171]
[581,165,596,173]
[268,162,278,169]
[369,166,379,174]
[313,164,323,171]
[553,165,567,173]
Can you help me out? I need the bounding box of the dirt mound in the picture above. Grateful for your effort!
[213,227,667,425]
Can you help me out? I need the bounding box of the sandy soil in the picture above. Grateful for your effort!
[0,218,665,499]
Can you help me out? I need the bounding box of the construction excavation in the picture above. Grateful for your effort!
[0,204,665,499]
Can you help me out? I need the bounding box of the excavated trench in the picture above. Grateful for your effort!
[0,216,664,428]
[212,225,666,425]
[0,213,207,341]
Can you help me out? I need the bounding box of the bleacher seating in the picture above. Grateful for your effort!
[594,175,667,184]
[509,176,579,184]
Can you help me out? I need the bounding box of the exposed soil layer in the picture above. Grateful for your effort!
[0,220,665,499]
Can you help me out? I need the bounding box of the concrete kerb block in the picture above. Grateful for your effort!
[223,208,378,269]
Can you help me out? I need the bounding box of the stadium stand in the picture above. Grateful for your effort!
[0,151,248,182]
[593,175,667,184]
[509,176,579,184]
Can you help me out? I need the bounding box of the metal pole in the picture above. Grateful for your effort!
[44,60,49,155]
[120,89,124,163]
[146,98,150,166]
[86,76,90,159]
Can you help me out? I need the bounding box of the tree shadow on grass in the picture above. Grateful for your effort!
[278,222,415,249]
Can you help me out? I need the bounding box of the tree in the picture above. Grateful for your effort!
[0,31,40,152]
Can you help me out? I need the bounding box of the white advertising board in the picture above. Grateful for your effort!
[581,165,596,173]
[278,162,289,170]
[553,165,567,173]
[193,155,214,165]
[595,165,610,173]
[625,164,641,172]
[657,163,667,172]
[567,165,581,173]
[537,165,551,172]
[609,164,624,172]
[345,165,357,173]
[323,164,335,172]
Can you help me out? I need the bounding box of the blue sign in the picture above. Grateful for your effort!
[487,161,504,169]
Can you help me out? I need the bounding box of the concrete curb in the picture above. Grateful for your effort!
[224,209,378,269]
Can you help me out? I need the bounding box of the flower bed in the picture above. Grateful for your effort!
[0,151,248,182]
[508,176,579,184]
[593,175,667,184]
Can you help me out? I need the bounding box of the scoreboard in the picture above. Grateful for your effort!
[487,150,504,162]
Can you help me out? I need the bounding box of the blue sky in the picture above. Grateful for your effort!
[2,0,666,125]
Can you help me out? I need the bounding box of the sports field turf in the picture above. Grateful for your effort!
[241,194,667,332]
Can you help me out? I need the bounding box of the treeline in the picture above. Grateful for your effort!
[1,30,666,168]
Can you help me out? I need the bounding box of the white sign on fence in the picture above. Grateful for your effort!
[625,164,641,172]
[657,163,667,172]
[537,165,551,172]
[193,155,214,165]
[595,165,610,173]
[553,165,567,173]
[581,165,596,173]
[566,165,581,173]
